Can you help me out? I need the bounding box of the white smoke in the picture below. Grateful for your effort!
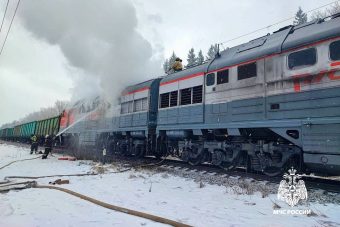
[18,0,163,103]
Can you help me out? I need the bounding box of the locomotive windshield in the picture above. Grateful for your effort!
[330,40,340,61]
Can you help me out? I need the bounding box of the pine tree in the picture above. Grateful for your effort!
[168,51,177,69]
[162,51,178,73]
[163,59,169,73]
[197,50,204,65]
[293,7,308,25]
[206,44,219,60]
[187,48,197,67]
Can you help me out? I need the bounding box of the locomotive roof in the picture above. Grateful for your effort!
[208,16,340,72]
[282,16,340,50]
[121,78,159,95]
[159,15,340,79]
[160,63,209,84]
[122,15,340,91]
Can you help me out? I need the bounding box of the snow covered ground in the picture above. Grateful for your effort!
[0,142,340,227]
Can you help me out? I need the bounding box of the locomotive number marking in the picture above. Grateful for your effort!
[293,69,340,92]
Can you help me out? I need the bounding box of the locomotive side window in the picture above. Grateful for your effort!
[288,48,316,69]
[180,88,192,105]
[330,40,340,61]
[238,62,257,80]
[192,85,203,104]
[128,101,134,113]
[134,98,148,112]
[160,93,170,108]
[134,99,143,112]
[121,102,129,114]
[170,91,178,107]
[217,69,229,84]
[206,73,215,86]
[141,98,148,111]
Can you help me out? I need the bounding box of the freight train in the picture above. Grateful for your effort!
[1,14,340,176]
[0,115,61,145]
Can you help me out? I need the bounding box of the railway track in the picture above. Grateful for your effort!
[105,154,340,194]
[137,156,340,194]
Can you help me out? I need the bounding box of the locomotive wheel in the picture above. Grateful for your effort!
[188,155,203,166]
[184,146,204,166]
[220,161,236,171]
[132,144,145,158]
[155,138,167,159]
[263,155,301,177]
[107,139,120,155]
[218,149,243,171]
[263,166,284,177]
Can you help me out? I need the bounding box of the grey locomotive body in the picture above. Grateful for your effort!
[96,79,161,157]
[65,14,340,176]
[140,15,340,175]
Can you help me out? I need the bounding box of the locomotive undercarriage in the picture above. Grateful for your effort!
[158,128,302,176]
[96,127,302,176]
[103,133,148,158]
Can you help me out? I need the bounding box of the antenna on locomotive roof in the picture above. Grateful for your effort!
[215,44,221,58]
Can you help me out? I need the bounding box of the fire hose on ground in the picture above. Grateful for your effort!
[0,155,42,170]
[0,155,190,227]
[36,184,191,227]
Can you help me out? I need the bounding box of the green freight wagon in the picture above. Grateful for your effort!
[20,121,37,142]
[0,128,4,139]
[2,128,14,140]
[13,125,22,141]
[35,116,60,138]
[11,122,37,142]
[7,128,14,139]
[0,128,9,139]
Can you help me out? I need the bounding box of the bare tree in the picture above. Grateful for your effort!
[1,100,69,127]
[310,2,340,20]
[54,100,68,114]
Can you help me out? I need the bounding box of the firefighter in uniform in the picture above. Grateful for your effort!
[42,135,53,159]
[30,134,38,154]
[172,58,183,72]
[102,146,107,164]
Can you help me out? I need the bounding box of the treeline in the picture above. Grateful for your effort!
[163,2,340,73]
[163,44,219,73]
[294,2,340,25]
[1,100,68,128]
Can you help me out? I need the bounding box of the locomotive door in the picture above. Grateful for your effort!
[205,72,216,94]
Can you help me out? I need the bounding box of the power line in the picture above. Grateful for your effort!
[219,0,340,45]
[0,0,21,56]
[0,0,9,35]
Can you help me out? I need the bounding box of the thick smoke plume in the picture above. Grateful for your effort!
[18,0,162,103]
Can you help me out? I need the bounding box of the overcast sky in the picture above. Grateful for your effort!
[0,0,331,126]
